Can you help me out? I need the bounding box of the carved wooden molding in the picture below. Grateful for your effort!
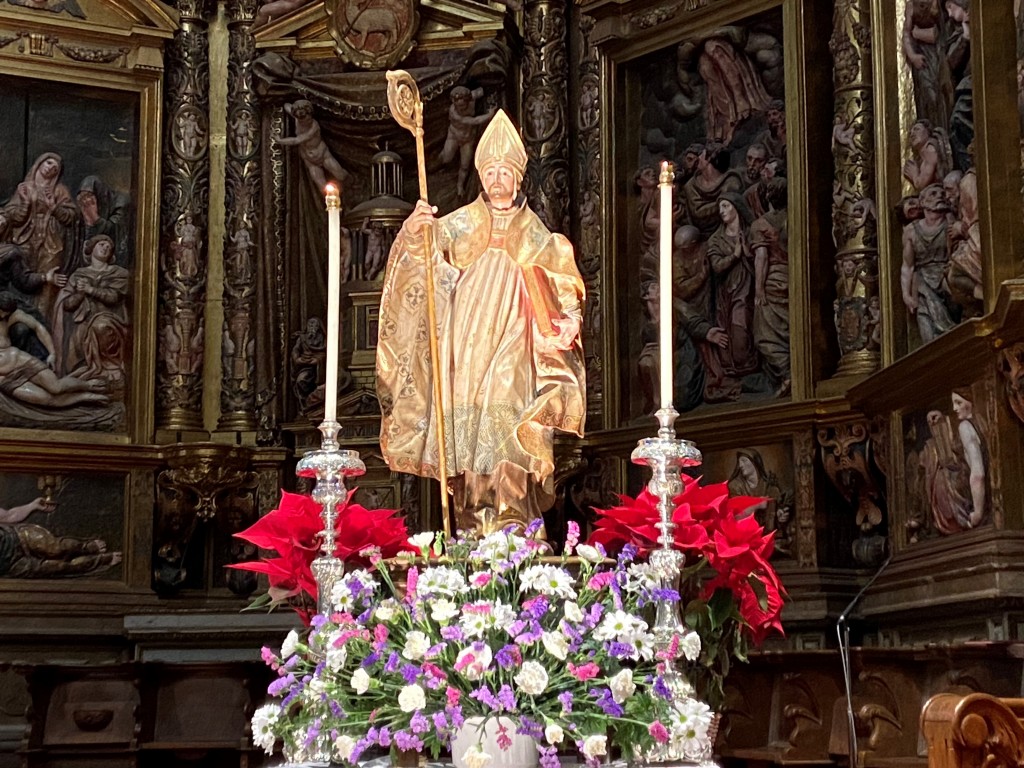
[922,692,1024,768]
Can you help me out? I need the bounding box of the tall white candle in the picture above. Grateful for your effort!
[324,183,341,424]
[658,161,674,409]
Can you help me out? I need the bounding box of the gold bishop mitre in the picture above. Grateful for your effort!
[474,109,528,177]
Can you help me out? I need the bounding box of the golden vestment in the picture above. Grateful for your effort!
[376,195,586,533]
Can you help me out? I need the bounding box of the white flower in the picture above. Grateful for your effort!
[680,631,702,662]
[280,629,300,659]
[251,704,279,754]
[403,630,431,660]
[456,643,492,680]
[351,667,370,695]
[346,568,378,592]
[519,564,577,599]
[541,631,568,661]
[333,734,356,763]
[326,643,347,671]
[409,531,435,550]
[331,582,355,611]
[514,660,549,695]
[575,544,604,563]
[594,609,649,643]
[609,668,636,703]
[563,601,584,623]
[544,723,564,744]
[460,610,490,639]
[462,744,493,768]
[431,598,459,623]
[398,683,426,712]
[491,601,517,631]
[624,562,659,593]
[581,734,607,759]
[669,697,713,759]
[470,530,528,564]
[420,566,468,597]
[375,598,400,621]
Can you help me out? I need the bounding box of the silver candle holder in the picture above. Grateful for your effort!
[632,405,708,763]
[296,418,366,616]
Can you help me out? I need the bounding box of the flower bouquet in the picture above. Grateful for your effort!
[251,520,716,766]
[589,474,786,710]
[228,489,414,625]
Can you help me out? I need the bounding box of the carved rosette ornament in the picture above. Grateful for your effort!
[575,13,603,428]
[156,0,213,431]
[219,0,261,431]
[522,0,570,235]
[829,0,880,377]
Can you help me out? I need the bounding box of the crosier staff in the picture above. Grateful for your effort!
[385,69,452,538]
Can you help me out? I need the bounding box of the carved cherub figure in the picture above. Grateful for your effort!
[277,100,349,192]
[439,87,496,199]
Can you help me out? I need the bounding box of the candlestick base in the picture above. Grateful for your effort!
[296,419,366,615]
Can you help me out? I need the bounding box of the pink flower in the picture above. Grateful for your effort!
[656,633,679,660]
[496,723,512,751]
[406,567,418,602]
[445,686,461,707]
[374,624,389,645]
[422,663,447,681]
[568,662,600,681]
[586,572,614,591]
[471,572,492,588]
[649,721,669,744]
[463,601,492,615]
[565,521,580,552]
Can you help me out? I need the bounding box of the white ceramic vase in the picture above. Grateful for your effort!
[451,716,539,768]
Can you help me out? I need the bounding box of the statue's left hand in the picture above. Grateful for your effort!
[536,313,580,353]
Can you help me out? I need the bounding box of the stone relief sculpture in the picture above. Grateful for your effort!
[899,1,978,350]
[632,11,788,416]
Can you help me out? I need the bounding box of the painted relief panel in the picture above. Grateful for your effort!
[896,0,980,349]
[626,8,789,420]
[0,75,137,432]
[0,471,123,579]
[902,382,991,542]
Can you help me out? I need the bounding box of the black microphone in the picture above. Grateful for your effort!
[837,551,893,768]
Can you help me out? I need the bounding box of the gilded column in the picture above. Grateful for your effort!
[218,0,260,431]
[575,12,603,428]
[829,0,880,377]
[157,0,212,431]
[522,0,570,234]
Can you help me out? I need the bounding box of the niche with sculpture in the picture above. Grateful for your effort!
[0,75,136,432]
[622,7,790,420]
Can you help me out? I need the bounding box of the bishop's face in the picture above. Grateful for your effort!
[481,162,519,210]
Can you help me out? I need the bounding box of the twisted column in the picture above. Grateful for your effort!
[829,0,880,377]
[521,0,570,234]
[218,0,261,431]
[156,0,212,431]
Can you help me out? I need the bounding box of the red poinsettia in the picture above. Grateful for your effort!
[589,474,786,709]
[229,489,414,625]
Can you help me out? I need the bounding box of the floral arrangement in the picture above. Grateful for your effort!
[589,474,786,710]
[251,521,715,766]
[229,489,413,625]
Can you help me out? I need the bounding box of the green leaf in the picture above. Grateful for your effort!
[748,573,769,611]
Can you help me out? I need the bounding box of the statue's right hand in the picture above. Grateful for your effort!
[403,200,437,236]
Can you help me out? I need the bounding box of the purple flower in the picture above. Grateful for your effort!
[384,652,401,673]
[516,716,542,740]
[539,746,560,768]
[515,620,543,646]
[329,699,344,718]
[495,645,521,670]
[441,625,465,642]
[591,687,624,717]
[395,730,424,751]
[350,736,373,764]
[303,720,320,748]
[585,603,604,628]
[525,518,544,538]
[378,726,392,747]
[653,675,672,700]
[523,595,549,621]
[558,691,573,713]
[432,711,448,731]
[311,614,328,629]
[425,642,446,658]
[449,705,465,728]
[401,663,420,684]
[362,650,381,668]
[267,673,295,696]
[410,712,430,734]
[470,686,501,709]
[496,684,517,712]
[618,543,638,565]
[606,641,636,659]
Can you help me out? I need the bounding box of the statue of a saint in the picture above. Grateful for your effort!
[376,110,586,536]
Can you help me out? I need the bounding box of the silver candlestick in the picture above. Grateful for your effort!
[632,405,706,763]
[296,418,366,616]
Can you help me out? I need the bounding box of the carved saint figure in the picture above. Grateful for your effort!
[683,143,744,238]
[901,183,958,343]
[76,175,131,264]
[922,388,987,533]
[726,448,792,556]
[750,177,790,395]
[0,496,121,577]
[903,119,952,192]
[277,100,349,191]
[902,0,954,131]
[377,110,586,535]
[53,235,130,389]
[291,316,327,414]
[0,152,77,321]
[440,87,497,201]
[946,165,983,316]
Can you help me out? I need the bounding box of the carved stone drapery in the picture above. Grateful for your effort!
[522,0,570,235]
[156,0,212,431]
[575,13,603,429]
[829,0,879,377]
[218,0,261,431]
